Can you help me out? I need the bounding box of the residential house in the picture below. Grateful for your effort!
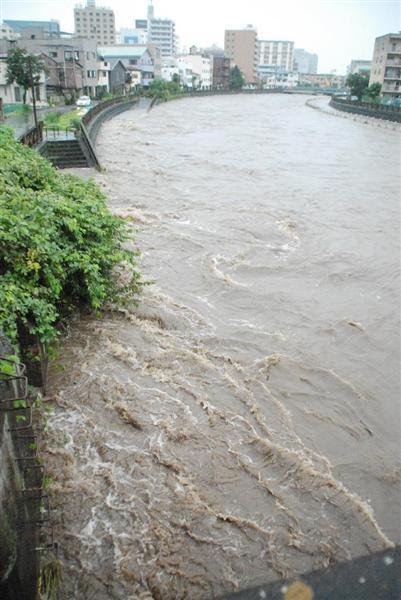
[97,45,155,87]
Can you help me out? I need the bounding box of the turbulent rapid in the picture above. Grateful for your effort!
[45,94,401,599]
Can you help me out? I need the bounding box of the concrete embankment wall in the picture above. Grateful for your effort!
[83,96,142,145]
[329,98,401,123]
[0,334,40,599]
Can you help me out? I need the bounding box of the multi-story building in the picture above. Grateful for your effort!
[263,71,298,89]
[147,2,176,57]
[0,23,20,41]
[97,59,128,95]
[224,26,258,84]
[369,32,401,99]
[118,27,148,45]
[294,48,318,74]
[97,45,155,87]
[347,59,371,76]
[18,36,98,96]
[298,73,345,89]
[74,0,116,46]
[257,40,294,82]
[3,19,60,37]
[183,51,212,89]
[212,56,231,89]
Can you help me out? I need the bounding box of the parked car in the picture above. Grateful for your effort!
[76,95,91,107]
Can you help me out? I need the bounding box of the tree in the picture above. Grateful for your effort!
[364,82,382,102]
[229,66,245,90]
[6,48,45,105]
[346,72,370,100]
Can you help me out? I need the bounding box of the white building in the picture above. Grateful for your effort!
[258,40,294,81]
[147,2,176,57]
[347,59,372,75]
[181,53,212,89]
[74,0,116,46]
[161,57,179,82]
[117,27,148,45]
[294,48,318,74]
[161,56,194,88]
[0,23,20,41]
[263,71,298,89]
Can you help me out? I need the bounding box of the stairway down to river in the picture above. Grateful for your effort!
[40,139,89,169]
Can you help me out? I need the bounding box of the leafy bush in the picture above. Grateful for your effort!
[0,126,142,347]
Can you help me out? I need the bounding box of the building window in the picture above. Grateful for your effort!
[87,69,96,78]
[50,51,57,58]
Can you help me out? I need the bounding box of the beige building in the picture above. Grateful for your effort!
[369,32,401,99]
[224,26,258,84]
[298,73,345,89]
[74,0,116,46]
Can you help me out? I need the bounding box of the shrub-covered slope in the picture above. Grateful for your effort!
[0,126,141,346]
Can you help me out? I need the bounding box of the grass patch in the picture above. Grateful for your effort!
[43,109,82,130]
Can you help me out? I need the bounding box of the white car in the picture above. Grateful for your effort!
[76,95,91,107]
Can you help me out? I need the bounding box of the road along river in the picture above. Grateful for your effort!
[45,94,400,599]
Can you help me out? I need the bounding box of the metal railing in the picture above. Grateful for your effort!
[18,122,44,147]
[329,97,401,123]
[43,126,77,140]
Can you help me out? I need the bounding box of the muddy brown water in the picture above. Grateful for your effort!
[46,95,400,599]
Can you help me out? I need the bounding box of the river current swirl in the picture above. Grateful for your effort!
[45,94,400,599]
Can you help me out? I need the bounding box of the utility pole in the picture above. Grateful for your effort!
[28,55,38,129]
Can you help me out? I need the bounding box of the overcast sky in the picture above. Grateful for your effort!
[0,0,400,73]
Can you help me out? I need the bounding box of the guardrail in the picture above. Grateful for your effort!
[19,122,44,147]
[329,97,401,123]
[82,94,139,128]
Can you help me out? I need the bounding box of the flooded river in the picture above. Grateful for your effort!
[46,94,400,599]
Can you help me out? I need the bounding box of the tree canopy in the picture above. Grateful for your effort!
[6,48,45,104]
[346,72,370,101]
[229,66,245,90]
[364,82,382,102]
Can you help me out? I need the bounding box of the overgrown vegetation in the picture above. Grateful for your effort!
[0,126,142,352]
[43,109,82,131]
[146,76,184,100]
[38,560,63,600]
[346,72,370,100]
[229,66,245,90]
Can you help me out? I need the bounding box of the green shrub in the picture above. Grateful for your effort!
[0,126,142,348]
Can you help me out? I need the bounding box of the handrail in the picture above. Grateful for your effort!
[18,122,44,147]
[331,96,401,113]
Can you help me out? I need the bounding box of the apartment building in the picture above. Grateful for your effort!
[212,56,231,90]
[298,73,345,89]
[3,19,60,37]
[74,0,116,46]
[369,32,401,99]
[183,51,212,89]
[224,27,257,84]
[347,59,371,75]
[258,40,294,81]
[147,2,176,57]
[0,24,20,41]
[294,48,318,74]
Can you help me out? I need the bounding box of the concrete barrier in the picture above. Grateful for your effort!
[330,98,401,123]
